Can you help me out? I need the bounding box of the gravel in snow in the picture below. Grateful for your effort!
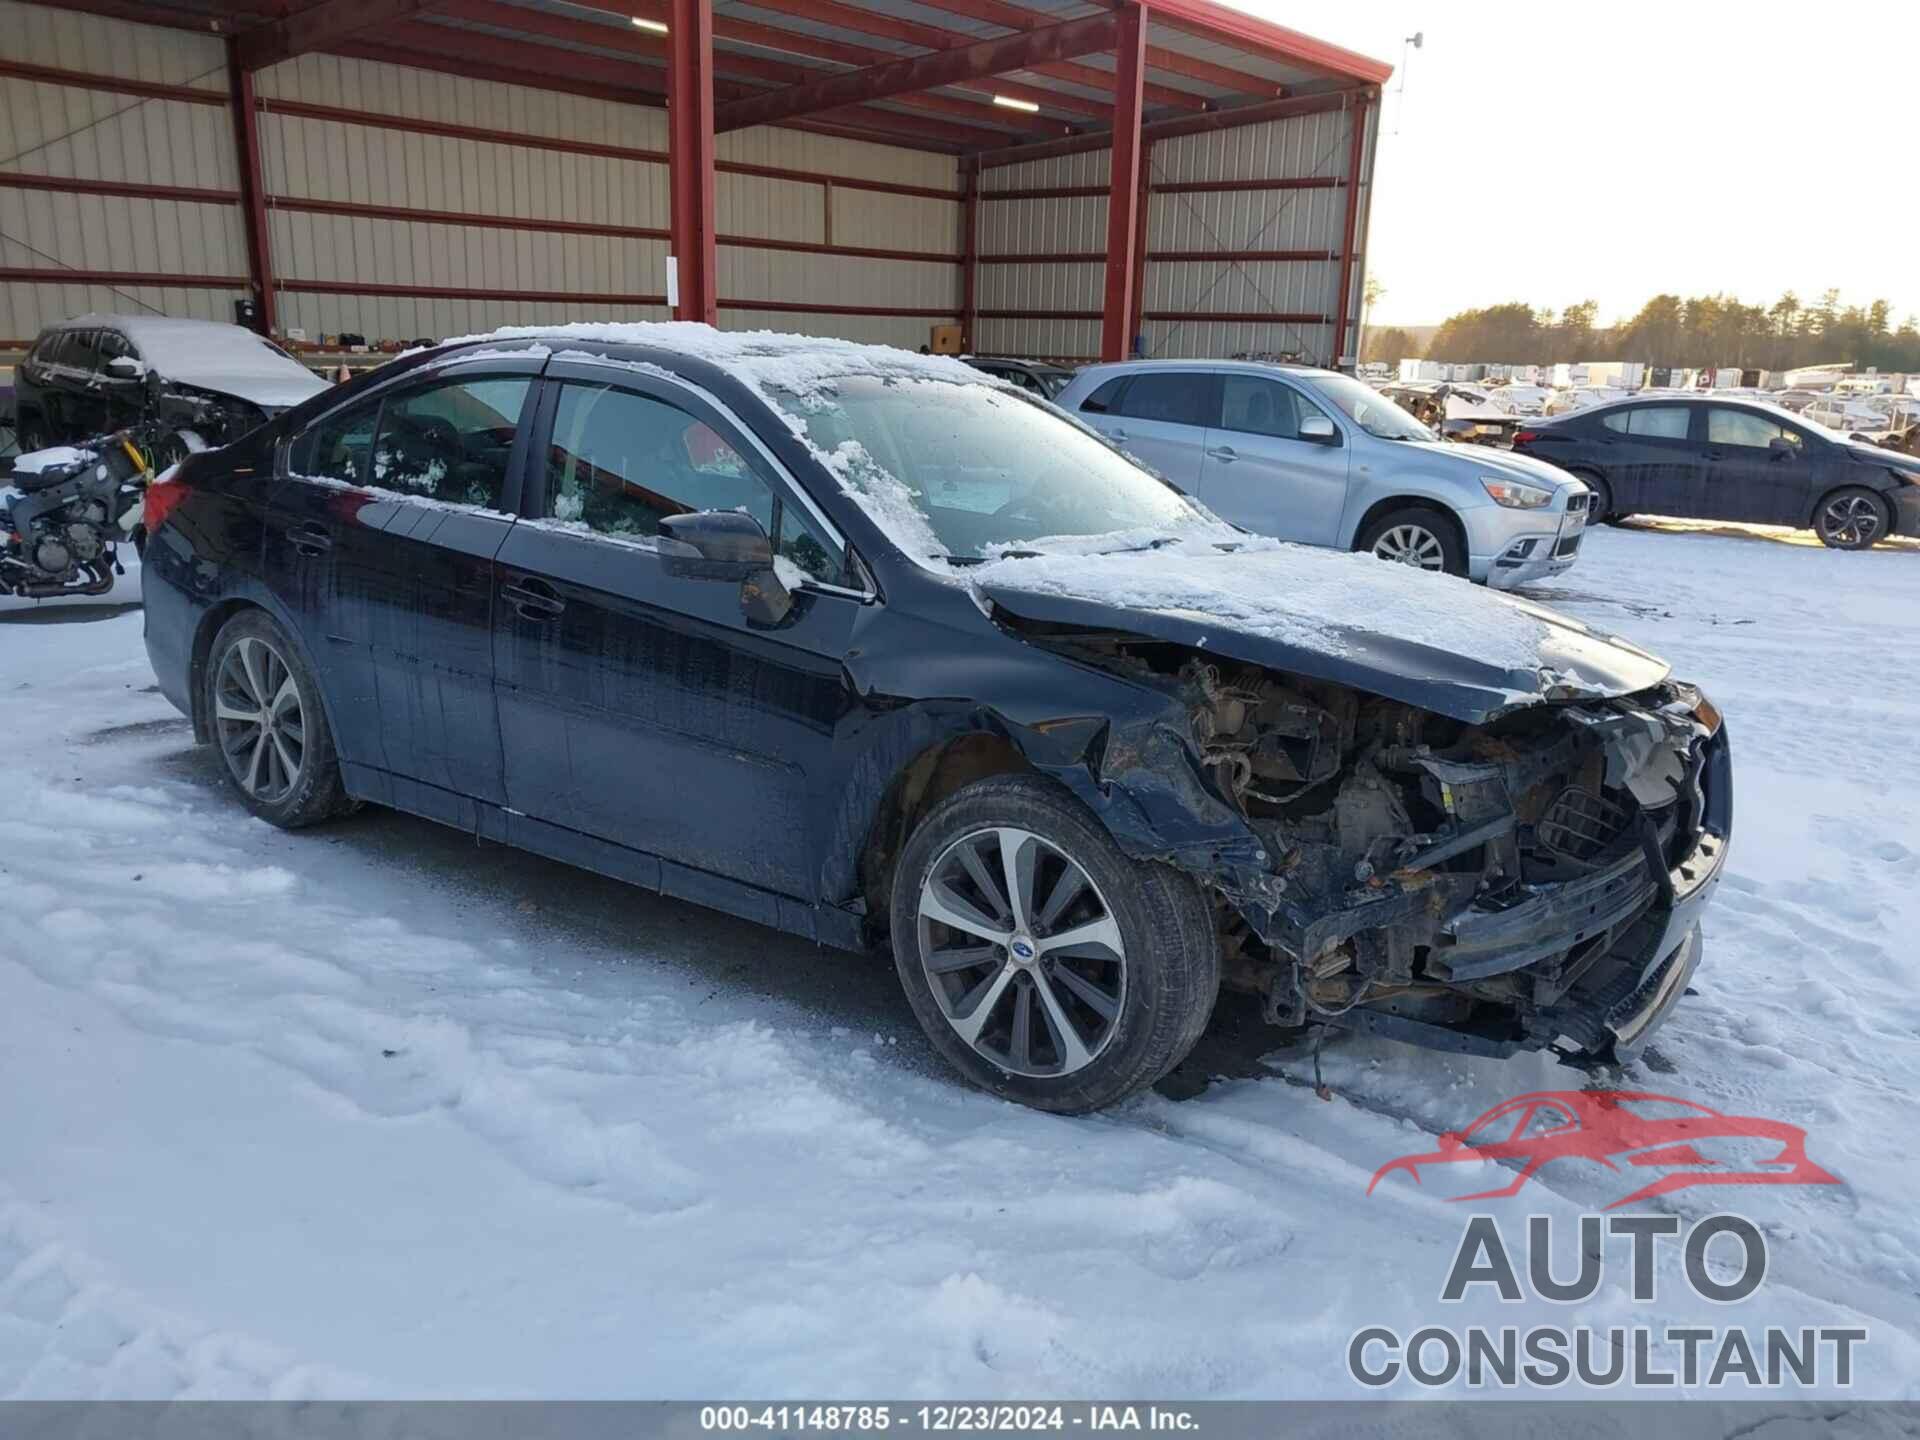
[1,523,1918,1401]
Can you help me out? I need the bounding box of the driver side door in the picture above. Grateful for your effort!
[493,360,865,907]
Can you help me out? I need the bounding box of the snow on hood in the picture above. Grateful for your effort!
[971,531,1670,722]
[78,315,327,410]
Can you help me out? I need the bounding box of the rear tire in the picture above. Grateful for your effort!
[1571,470,1623,526]
[889,774,1219,1113]
[204,611,348,828]
[1357,505,1467,577]
[1813,486,1890,550]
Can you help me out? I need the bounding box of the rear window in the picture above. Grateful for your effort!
[1112,372,1212,427]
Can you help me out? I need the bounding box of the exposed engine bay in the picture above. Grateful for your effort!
[1032,630,1729,1066]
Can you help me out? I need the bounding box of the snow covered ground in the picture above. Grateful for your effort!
[2,521,1918,1403]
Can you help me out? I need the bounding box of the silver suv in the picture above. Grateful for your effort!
[1052,360,1589,587]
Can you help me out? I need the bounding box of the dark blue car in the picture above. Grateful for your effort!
[1511,394,1920,547]
[139,327,1729,1110]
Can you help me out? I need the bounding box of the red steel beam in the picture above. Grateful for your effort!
[226,42,277,333]
[979,306,1328,324]
[236,0,441,70]
[13,0,242,32]
[0,57,226,105]
[1098,2,1144,363]
[713,12,1114,134]
[1141,0,1393,86]
[909,0,1278,98]
[975,86,1366,168]
[668,0,718,325]
[1130,136,1150,336]
[558,0,1108,121]
[980,176,1339,200]
[979,248,1332,264]
[435,0,1052,134]
[1328,92,1369,368]
[0,266,250,288]
[250,94,963,198]
[959,160,979,350]
[0,171,240,205]
[727,0,1202,113]
[263,193,960,262]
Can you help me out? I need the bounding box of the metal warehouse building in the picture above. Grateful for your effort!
[0,0,1387,366]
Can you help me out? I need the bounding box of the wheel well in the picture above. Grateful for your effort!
[187,599,262,743]
[859,733,1032,924]
[1350,496,1466,555]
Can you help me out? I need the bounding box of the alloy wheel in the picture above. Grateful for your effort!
[1371,523,1447,570]
[1820,494,1883,548]
[214,636,306,804]
[916,826,1127,1079]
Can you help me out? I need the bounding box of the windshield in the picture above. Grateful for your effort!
[1305,372,1432,441]
[768,374,1205,562]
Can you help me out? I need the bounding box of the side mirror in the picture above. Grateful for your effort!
[1437,1130,1464,1152]
[105,355,147,381]
[657,510,793,625]
[1768,436,1796,459]
[1299,413,1338,444]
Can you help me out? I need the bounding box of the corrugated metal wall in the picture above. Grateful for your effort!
[2,1,963,351]
[976,101,1372,364]
[0,0,246,343]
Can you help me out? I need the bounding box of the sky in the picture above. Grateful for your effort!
[1226,1,1920,329]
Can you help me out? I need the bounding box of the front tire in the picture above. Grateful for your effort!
[889,774,1219,1113]
[1814,487,1890,550]
[204,611,348,828]
[1357,505,1467,577]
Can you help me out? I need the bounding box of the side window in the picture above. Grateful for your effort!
[55,330,99,370]
[373,376,531,507]
[1114,372,1212,427]
[545,382,845,585]
[290,397,380,486]
[1078,376,1128,414]
[1628,406,1690,439]
[1707,408,1787,450]
[1219,376,1301,440]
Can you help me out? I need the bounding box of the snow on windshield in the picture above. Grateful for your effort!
[971,531,1552,671]
[445,321,1202,563]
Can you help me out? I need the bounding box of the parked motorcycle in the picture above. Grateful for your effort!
[1,427,158,599]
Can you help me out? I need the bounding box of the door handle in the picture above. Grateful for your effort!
[1207,446,1238,463]
[502,579,566,620]
[286,524,332,557]
[1106,427,1129,442]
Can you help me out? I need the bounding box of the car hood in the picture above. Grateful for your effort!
[972,535,1669,724]
[1398,439,1581,489]
[176,368,329,410]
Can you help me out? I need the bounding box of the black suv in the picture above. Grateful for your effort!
[15,313,327,463]
[1512,395,1920,547]
[140,326,1729,1112]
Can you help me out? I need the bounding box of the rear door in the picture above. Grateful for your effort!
[1702,406,1813,524]
[1595,404,1701,515]
[46,329,107,440]
[270,358,539,810]
[1077,370,1215,489]
[1195,372,1350,545]
[493,360,863,902]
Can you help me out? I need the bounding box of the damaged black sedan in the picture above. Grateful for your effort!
[141,326,1729,1113]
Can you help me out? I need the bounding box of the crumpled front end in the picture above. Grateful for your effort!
[1185,664,1730,1066]
[1011,619,1729,1068]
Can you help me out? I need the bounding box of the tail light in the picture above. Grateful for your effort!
[143,475,192,535]
[1512,430,1542,446]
